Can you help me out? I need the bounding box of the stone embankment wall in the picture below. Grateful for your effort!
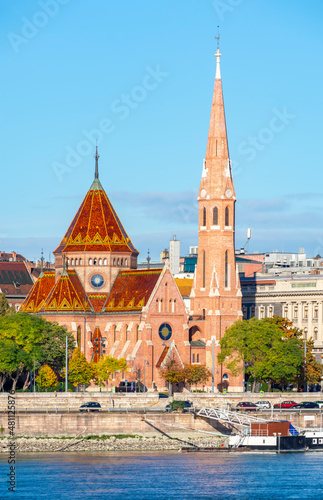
[0,435,225,453]
[0,391,321,411]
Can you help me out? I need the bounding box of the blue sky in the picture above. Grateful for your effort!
[1,0,323,262]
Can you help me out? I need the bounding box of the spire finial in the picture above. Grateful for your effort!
[215,28,221,79]
[147,249,151,270]
[94,143,100,179]
[39,248,44,278]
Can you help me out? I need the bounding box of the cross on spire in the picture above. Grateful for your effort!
[215,27,221,80]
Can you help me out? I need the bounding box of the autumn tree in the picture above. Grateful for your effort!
[183,364,211,391]
[66,349,95,389]
[218,317,303,391]
[36,364,58,390]
[159,359,185,394]
[94,356,128,389]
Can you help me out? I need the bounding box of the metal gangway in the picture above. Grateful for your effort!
[197,407,269,428]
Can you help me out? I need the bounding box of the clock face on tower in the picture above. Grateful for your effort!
[225,189,232,198]
[91,274,104,288]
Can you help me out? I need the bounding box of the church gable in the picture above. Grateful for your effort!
[20,272,55,313]
[43,270,91,313]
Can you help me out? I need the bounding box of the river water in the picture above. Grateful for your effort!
[1,451,323,499]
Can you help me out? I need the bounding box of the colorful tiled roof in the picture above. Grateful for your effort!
[54,185,138,254]
[44,270,91,312]
[105,269,162,312]
[0,262,34,297]
[20,271,55,312]
[88,293,109,313]
[175,278,193,297]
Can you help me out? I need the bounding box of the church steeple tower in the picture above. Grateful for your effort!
[190,43,242,392]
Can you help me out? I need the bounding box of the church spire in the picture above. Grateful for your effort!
[90,145,104,191]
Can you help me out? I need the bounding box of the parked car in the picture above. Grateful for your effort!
[314,401,323,408]
[255,401,271,409]
[79,402,101,412]
[164,401,193,413]
[293,402,320,409]
[236,402,259,412]
[273,401,297,409]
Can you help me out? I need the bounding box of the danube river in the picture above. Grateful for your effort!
[1,451,323,499]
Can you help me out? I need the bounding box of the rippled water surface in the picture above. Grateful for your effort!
[1,451,323,499]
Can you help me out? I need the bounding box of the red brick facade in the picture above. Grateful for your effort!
[189,48,243,391]
[21,50,243,392]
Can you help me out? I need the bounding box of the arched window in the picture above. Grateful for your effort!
[314,304,319,319]
[79,258,82,265]
[196,354,200,363]
[202,207,206,226]
[136,325,139,342]
[192,354,195,363]
[202,250,206,288]
[304,305,308,319]
[225,206,229,226]
[117,258,120,265]
[125,325,128,342]
[213,206,218,226]
[113,326,117,343]
[99,258,102,265]
[77,326,81,349]
[71,258,74,266]
[121,259,123,266]
[283,305,288,318]
[304,327,308,340]
[93,258,97,265]
[104,258,107,265]
[75,258,78,266]
[113,258,116,266]
[125,258,128,266]
[89,258,92,266]
[225,250,228,287]
[314,327,318,341]
[66,258,69,266]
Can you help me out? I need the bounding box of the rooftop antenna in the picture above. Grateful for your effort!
[147,249,151,270]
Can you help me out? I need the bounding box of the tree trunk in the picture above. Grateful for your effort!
[22,372,30,391]
[267,380,272,392]
[251,380,256,393]
[11,369,20,391]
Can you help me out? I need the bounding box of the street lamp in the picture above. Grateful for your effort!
[65,334,68,393]
[143,361,149,393]
[212,337,215,393]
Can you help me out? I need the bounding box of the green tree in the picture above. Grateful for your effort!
[0,313,75,389]
[182,364,211,391]
[0,293,15,316]
[35,364,58,390]
[218,317,303,391]
[67,349,95,388]
[265,316,322,388]
[94,356,128,388]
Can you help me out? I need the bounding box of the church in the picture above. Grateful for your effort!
[21,47,243,392]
